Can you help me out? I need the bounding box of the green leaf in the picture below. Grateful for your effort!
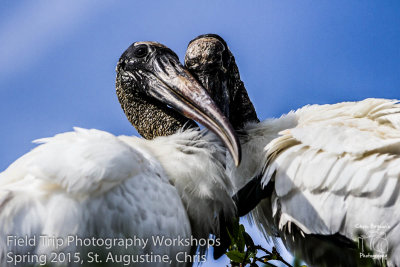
[226,250,246,263]
[243,231,255,251]
[238,232,246,251]
[248,251,256,259]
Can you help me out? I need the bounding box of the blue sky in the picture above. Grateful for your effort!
[1,1,399,266]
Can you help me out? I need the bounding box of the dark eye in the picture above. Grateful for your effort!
[134,45,148,58]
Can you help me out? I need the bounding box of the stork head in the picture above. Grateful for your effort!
[116,41,241,166]
[185,34,259,130]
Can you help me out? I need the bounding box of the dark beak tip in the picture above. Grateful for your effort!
[234,144,241,167]
[236,151,242,167]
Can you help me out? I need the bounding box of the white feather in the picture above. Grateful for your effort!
[229,98,400,266]
[0,128,234,266]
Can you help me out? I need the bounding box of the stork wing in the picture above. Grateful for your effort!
[260,98,400,252]
[0,128,190,266]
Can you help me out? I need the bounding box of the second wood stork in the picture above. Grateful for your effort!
[0,41,241,266]
[185,34,400,266]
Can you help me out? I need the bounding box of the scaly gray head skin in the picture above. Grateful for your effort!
[116,42,196,139]
[116,41,241,166]
[185,34,259,130]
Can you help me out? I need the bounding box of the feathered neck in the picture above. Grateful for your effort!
[121,129,236,240]
[227,113,299,190]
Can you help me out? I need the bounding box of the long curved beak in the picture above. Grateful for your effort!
[144,52,241,166]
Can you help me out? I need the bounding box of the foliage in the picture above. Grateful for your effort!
[225,224,391,267]
[224,219,306,267]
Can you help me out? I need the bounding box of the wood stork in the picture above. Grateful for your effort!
[185,34,400,266]
[0,41,241,267]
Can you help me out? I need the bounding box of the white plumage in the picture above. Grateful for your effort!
[229,98,400,266]
[0,127,234,266]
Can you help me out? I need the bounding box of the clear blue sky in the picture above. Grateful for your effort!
[0,1,399,266]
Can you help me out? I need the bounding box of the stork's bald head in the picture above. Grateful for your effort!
[185,34,259,130]
[116,40,241,166]
[185,34,230,74]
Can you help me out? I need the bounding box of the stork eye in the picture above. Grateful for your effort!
[134,45,148,58]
